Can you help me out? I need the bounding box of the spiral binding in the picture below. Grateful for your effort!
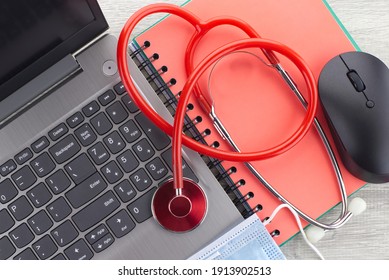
[130,40,258,222]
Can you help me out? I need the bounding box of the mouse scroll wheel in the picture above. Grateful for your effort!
[347,70,366,92]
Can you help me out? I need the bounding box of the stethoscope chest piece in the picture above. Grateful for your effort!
[152,178,207,232]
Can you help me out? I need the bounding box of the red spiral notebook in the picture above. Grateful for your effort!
[132,0,365,245]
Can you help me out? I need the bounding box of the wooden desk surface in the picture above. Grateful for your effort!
[97,0,389,259]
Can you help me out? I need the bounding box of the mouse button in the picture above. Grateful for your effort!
[347,70,366,92]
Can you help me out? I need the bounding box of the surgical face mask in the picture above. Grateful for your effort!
[189,214,285,260]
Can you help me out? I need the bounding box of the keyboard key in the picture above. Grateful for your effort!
[0,236,16,260]
[66,172,107,208]
[47,197,72,222]
[114,81,126,95]
[107,210,136,238]
[121,94,139,113]
[46,170,71,194]
[161,148,199,183]
[88,142,110,165]
[30,152,56,178]
[8,196,33,221]
[28,210,53,235]
[13,248,38,260]
[0,209,15,234]
[130,168,152,192]
[64,239,93,260]
[119,120,142,143]
[106,101,128,124]
[86,224,109,245]
[114,180,136,203]
[82,100,100,117]
[98,89,116,106]
[0,179,18,204]
[101,161,123,184]
[66,111,84,128]
[74,123,97,147]
[32,235,58,260]
[65,154,96,184]
[127,188,156,223]
[27,182,52,208]
[49,134,81,164]
[0,159,17,176]
[52,253,66,260]
[92,233,114,253]
[14,148,33,165]
[103,131,125,154]
[48,123,68,141]
[31,136,50,153]
[72,191,120,232]
[90,112,113,135]
[132,138,155,162]
[11,166,37,191]
[116,150,139,173]
[135,113,171,150]
[9,223,34,248]
[51,220,78,247]
[145,157,168,180]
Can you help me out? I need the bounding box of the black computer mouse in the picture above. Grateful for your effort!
[318,51,389,183]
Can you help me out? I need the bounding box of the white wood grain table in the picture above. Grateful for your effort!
[97,0,389,260]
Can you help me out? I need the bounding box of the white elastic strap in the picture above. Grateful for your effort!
[263,204,325,260]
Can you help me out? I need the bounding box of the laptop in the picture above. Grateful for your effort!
[0,0,242,260]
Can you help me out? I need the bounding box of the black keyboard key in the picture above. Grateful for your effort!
[64,239,93,260]
[72,191,120,232]
[14,148,33,165]
[46,170,71,194]
[117,150,139,173]
[31,136,50,153]
[107,209,136,238]
[145,157,168,180]
[121,94,139,113]
[132,138,155,162]
[66,111,84,128]
[135,113,171,150]
[52,253,66,260]
[8,196,33,221]
[106,101,128,124]
[114,180,136,203]
[28,210,53,235]
[49,134,81,164]
[30,152,55,178]
[32,235,58,260]
[51,220,78,247]
[66,172,107,208]
[86,224,109,245]
[11,166,37,191]
[90,112,113,136]
[98,89,116,106]
[0,236,16,260]
[9,223,34,248]
[161,148,199,183]
[88,142,110,165]
[114,81,126,95]
[130,168,152,192]
[47,197,72,222]
[103,131,125,154]
[92,233,114,253]
[48,123,68,141]
[0,179,18,204]
[13,248,38,260]
[82,100,100,117]
[127,188,156,223]
[27,182,52,208]
[0,159,17,176]
[119,120,142,143]
[65,154,96,184]
[0,209,14,234]
[74,123,97,147]
[101,161,123,184]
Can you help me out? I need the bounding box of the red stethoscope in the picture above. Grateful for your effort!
[117,4,352,233]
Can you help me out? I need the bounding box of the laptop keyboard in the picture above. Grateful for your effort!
[0,82,198,260]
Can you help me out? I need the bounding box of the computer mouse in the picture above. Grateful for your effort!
[318,51,389,183]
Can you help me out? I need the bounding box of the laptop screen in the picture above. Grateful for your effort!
[0,0,108,102]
